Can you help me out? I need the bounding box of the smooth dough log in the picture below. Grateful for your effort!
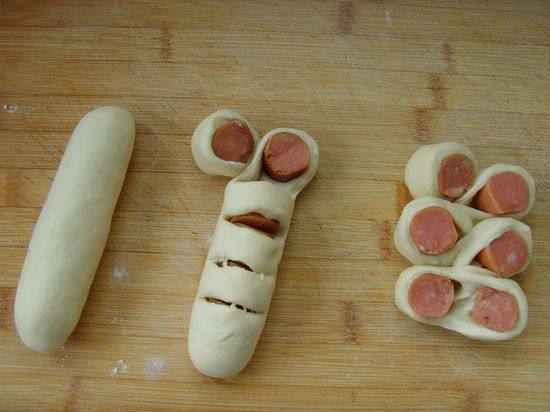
[404,142,478,199]
[14,106,135,352]
[191,109,261,177]
[395,265,528,341]
[188,128,319,378]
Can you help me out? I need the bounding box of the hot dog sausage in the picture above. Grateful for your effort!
[438,154,474,199]
[409,206,459,255]
[472,287,519,332]
[212,120,255,163]
[476,230,528,277]
[408,273,454,318]
[230,212,279,238]
[263,132,310,182]
[473,171,530,215]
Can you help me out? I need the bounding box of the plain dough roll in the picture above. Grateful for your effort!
[14,106,135,352]
[188,128,319,378]
[395,265,528,341]
[404,142,478,199]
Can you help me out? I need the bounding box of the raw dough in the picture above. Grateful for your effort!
[395,265,528,341]
[188,128,319,378]
[191,109,261,177]
[14,107,135,352]
[453,218,531,276]
[394,196,489,266]
[405,142,478,198]
[456,164,536,219]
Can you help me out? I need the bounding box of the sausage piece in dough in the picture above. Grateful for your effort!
[476,230,528,277]
[230,212,279,238]
[438,154,475,199]
[263,132,310,182]
[409,206,459,255]
[212,120,255,163]
[408,273,454,318]
[473,171,530,215]
[472,287,519,332]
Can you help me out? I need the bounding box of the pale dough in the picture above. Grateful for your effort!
[14,106,135,352]
[395,265,528,341]
[455,163,536,219]
[404,142,478,199]
[452,218,532,276]
[191,108,261,177]
[188,128,319,378]
[394,196,489,266]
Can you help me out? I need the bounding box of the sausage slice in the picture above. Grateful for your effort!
[263,132,310,182]
[230,212,279,237]
[409,206,459,255]
[472,172,529,215]
[438,154,474,199]
[212,120,255,163]
[472,287,519,332]
[476,230,528,277]
[408,273,454,318]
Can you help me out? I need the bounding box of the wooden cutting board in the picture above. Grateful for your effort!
[1,1,549,410]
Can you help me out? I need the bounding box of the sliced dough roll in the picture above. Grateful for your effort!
[191,108,261,177]
[453,218,531,277]
[188,128,319,378]
[405,142,478,199]
[394,196,489,266]
[395,265,528,341]
[14,107,135,352]
[456,164,536,219]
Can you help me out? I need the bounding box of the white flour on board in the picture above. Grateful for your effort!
[114,266,130,283]
[111,359,129,376]
[3,104,34,115]
[60,345,69,369]
[3,104,23,114]
[144,356,168,381]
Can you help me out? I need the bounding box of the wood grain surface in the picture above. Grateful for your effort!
[1,1,549,410]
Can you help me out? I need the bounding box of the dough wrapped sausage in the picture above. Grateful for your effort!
[394,196,488,266]
[456,164,535,219]
[395,265,528,341]
[453,218,531,277]
[405,142,478,199]
[14,107,135,352]
[191,109,261,177]
[404,142,535,218]
[188,128,319,378]
[395,198,532,275]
